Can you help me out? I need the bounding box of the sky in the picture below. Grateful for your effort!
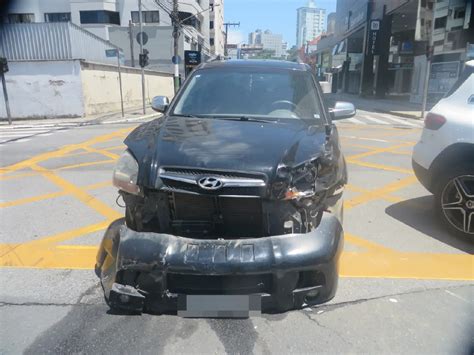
[225,0,337,47]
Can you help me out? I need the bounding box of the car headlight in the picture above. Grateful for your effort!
[113,150,140,195]
[277,159,319,200]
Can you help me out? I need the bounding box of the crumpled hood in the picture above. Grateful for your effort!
[125,116,328,188]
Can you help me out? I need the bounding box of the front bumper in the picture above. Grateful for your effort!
[96,213,343,313]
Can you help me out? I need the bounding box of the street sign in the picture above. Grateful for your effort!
[172,55,181,64]
[105,49,118,57]
[136,32,148,45]
[184,51,201,66]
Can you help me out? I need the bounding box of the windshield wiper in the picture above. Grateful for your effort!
[171,114,206,119]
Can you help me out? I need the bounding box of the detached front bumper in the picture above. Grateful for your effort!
[96,213,344,313]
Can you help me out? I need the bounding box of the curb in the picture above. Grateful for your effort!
[373,109,424,120]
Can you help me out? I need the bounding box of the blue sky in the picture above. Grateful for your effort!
[225,0,337,47]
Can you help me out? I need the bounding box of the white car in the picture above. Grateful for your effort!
[412,60,474,239]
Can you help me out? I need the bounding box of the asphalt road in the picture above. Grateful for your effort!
[0,116,472,354]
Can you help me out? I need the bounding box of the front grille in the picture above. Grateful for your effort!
[161,167,266,180]
[167,273,273,294]
[169,192,264,239]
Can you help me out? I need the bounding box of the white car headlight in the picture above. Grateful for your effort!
[113,150,140,195]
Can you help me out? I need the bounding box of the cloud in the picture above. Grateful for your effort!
[227,31,245,45]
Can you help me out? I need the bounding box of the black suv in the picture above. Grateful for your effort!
[96,60,356,315]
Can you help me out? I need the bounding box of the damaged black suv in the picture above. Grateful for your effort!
[96,59,356,315]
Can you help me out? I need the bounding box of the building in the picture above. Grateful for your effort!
[308,0,472,103]
[248,29,284,58]
[2,0,225,72]
[296,0,326,48]
[327,12,336,34]
[209,0,225,55]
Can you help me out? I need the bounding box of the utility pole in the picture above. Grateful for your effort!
[224,22,240,56]
[172,0,180,93]
[139,0,146,114]
[116,48,125,118]
[129,20,135,67]
[421,0,435,118]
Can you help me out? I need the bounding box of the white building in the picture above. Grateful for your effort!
[248,29,284,58]
[296,0,326,48]
[2,0,224,56]
[209,0,225,55]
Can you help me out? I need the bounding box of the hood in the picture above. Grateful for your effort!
[125,116,328,188]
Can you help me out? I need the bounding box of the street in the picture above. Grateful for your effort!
[0,112,472,354]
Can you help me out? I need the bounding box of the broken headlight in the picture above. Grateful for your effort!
[277,159,319,200]
[113,150,140,195]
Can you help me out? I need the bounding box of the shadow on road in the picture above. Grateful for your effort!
[385,196,473,254]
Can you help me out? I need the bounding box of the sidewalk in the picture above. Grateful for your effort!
[326,93,435,119]
[0,106,160,128]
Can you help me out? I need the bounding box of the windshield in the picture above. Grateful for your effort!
[172,67,323,122]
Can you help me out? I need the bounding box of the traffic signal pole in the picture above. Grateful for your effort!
[138,0,146,114]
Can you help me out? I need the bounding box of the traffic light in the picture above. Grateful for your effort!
[139,49,149,68]
[0,58,8,74]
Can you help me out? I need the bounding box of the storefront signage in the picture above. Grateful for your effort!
[367,20,381,55]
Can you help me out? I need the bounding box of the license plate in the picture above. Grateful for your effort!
[177,294,261,318]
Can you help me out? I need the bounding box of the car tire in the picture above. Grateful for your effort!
[434,164,474,240]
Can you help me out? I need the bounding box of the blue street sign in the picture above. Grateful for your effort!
[172,55,181,64]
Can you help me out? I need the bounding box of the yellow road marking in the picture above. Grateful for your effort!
[347,143,413,160]
[83,146,120,160]
[0,127,132,175]
[0,171,38,181]
[345,176,417,210]
[33,164,120,220]
[54,160,116,171]
[0,191,67,208]
[347,159,414,175]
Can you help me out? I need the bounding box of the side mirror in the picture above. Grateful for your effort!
[151,96,170,113]
[330,101,356,120]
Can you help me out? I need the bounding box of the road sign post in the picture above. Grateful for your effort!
[0,57,12,125]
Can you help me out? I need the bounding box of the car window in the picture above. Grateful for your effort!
[444,64,473,99]
[172,67,323,122]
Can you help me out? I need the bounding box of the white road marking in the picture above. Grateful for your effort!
[375,114,420,127]
[340,135,390,143]
[346,118,367,124]
[0,131,56,137]
[444,290,469,303]
[359,115,390,125]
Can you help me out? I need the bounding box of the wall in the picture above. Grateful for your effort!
[0,60,84,119]
[80,61,174,115]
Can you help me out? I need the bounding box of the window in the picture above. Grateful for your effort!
[420,18,425,26]
[7,13,35,23]
[80,10,120,25]
[434,39,445,46]
[453,7,466,19]
[210,20,214,29]
[434,16,447,29]
[210,38,215,46]
[131,11,159,24]
[44,12,71,23]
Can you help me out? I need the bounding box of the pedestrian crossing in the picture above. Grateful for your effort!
[0,123,77,144]
[336,110,424,128]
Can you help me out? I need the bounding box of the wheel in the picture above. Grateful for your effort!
[435,165,474,239]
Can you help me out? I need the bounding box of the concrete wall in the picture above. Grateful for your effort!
[0,60,84,119]
[80,61,174,116]
[0,60,174,119]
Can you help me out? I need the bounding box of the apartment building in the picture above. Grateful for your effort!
[296,0,326,48]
